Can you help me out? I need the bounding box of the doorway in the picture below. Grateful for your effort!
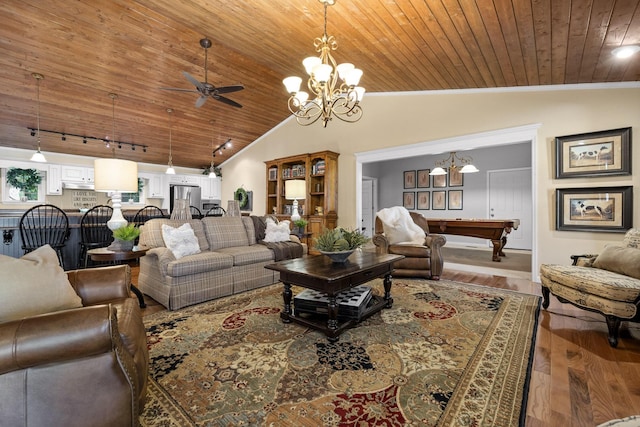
[361,177,377,238]
[488,168,532,250]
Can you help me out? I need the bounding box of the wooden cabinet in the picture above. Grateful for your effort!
[265,151,338,253]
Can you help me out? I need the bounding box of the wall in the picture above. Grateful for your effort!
[221,83,640,278]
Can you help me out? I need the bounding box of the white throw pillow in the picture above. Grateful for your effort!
[162,223,201,259]
[263,218,291,243]
[0,245,83,322]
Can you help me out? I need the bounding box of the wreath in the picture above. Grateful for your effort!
[6,168,42,191]
[234,187,248,208]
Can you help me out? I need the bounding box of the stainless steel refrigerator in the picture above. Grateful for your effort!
[169,185,201,215]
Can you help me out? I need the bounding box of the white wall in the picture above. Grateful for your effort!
[221,83,640,279]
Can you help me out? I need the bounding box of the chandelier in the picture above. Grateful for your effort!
[429,151,479,176]
[283,0,364,127]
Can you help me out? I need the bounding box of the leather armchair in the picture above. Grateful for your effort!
[374,211,446,280]
[0,265,148,427]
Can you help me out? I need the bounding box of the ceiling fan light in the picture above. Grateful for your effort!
[429,167,447,176]
[303,57,321,75]
[283,76,302,94]
[460,164,479,173]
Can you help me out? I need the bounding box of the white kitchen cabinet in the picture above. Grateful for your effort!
[143,173,168,199]
[168,174,200,185]
[61,165,94,183]
[46,164,62,195]
[201,176,221,200]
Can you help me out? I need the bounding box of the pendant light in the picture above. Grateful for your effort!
[165,108,176,174]
[30,73,46,163]
[208,120,217,179]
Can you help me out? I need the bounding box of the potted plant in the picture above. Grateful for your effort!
[108,224,140,252]
[313,227,370,263]
[292,218,308,237]
[6,168,42,202]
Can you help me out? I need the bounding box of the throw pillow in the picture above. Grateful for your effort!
[162,223,201,259]
[263,218,291,242]
[0,245,83,322]
[593,245,640,280]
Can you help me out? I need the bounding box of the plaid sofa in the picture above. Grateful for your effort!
[138,216,293,310]
[539,228,640,347]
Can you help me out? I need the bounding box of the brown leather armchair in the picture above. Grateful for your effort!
[0,265,148,427]
[374,211,446,280]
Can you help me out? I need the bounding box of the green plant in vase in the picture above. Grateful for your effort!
[292,219,308,237]
[108,224,140,252]
[314,227,370,263]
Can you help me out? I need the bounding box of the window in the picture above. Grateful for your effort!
[2,167,45,203]
[121,178,145,204]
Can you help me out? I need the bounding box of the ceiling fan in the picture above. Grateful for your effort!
[161,37,244,108]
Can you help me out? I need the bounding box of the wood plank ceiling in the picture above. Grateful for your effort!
[1,0,638,170]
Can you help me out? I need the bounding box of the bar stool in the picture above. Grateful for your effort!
[19,204,69,267]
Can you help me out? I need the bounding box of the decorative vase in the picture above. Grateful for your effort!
[319,249,355,263]
[108,238,134,252]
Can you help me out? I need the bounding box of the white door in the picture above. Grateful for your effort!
[361,178,374,238]
[488,168,532,250]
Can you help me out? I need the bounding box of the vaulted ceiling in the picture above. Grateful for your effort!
[1,0,639,170]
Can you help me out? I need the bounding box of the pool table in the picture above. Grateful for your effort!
[426,218,520,262]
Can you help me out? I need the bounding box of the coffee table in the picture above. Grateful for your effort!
[265,251,404,341]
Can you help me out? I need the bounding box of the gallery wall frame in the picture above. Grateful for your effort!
[432,190,446,210]
[448,167,463,187]
[403,191,415,210]
[417,191,430,210]
[555,127,631,178]
[403,170,416,189]
[432,174,446,188]
[556,186,633,232]
[448,190,463,210]
[417,169,431,188]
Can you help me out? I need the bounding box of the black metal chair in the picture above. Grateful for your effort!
[190,205,203,219]
[79,205,113,268]
[205,205,226,217]
[19,204,69,267]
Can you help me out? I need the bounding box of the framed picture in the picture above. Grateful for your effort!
[555,127,631,178]
[268,167,277,181]
[433,174,446,188]
[556,186,633,232]
[403,170,416,189]
[432,190,446,210]
[417,169,431,188]
[403,192,415,210]
[448,167,463,187]
[417,191,430,210]
[448,190,463,210]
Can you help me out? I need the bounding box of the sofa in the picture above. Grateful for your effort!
[540,228,640,347]
[0,263,148,427]
[137,215,303,310]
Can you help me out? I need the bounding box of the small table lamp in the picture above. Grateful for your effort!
[94,158,138,230]
[285,179,306,222]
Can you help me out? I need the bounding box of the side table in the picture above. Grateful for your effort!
[86,247,148,308]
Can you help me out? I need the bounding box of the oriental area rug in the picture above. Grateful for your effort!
[140,278,540,427]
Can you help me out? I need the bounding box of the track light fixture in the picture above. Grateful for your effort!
[26,128,148,152]
[212,138,232,158]
[61,134,66,141]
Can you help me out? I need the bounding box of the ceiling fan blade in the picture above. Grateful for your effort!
[195,96,208,108]
[213,95,243,108]
[160,87,199,93]
[182,71,206,92]
[214,85,245,94]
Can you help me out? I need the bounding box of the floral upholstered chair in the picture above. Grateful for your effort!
[539,228,640,347]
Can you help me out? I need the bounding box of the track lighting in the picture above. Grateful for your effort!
[30,130,36,137]
[83,137,87,144]
[212,138,232,158]
[61,134,66,141]
[131,145,135,151]
[27,128,148,152]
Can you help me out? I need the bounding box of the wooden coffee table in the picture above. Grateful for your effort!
[265,251,404,341]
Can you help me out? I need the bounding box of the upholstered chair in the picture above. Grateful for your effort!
[373,210,446,280]
[540,228,640,347]
[0,264,148,426]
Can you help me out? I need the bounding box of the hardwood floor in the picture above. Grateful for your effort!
[132,265,640,427]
